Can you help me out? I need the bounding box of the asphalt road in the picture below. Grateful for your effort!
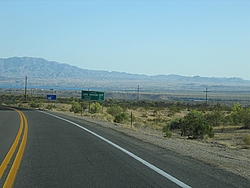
[0,107,249,187]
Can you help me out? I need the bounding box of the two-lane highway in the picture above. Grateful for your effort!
[1,107,249,187]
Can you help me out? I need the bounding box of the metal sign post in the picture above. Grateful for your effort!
[46,94,57,101]
[81,90,105,113]
[46,94,57,107]
[81,91,105,101]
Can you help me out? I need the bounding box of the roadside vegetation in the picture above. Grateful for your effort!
[1,93,250,149]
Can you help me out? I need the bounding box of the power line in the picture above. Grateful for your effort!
[25,76,27,101]
[203,87,210,104]
[137,85,140,104]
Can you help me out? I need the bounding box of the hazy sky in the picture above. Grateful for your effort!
[1,0,249,79]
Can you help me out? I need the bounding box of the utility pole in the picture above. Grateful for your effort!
[25,76,27,101]
[203,87,210,105]
[137,85,140,105]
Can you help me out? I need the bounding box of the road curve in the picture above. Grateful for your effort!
[1,108,249,187]
[0,107,28,187]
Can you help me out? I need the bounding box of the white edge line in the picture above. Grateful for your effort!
[39,111,192,188]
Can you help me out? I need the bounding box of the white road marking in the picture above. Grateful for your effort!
[40,111,192,188]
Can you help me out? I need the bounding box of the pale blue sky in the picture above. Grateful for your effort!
[1,0,249,79]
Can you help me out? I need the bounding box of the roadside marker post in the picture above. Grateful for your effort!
[131,111,133,127]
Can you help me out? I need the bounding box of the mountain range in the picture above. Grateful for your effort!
[0,57,250,91]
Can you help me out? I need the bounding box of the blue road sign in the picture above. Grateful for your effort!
[46,94,57,101]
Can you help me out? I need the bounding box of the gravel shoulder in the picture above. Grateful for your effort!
[54,111,250,181]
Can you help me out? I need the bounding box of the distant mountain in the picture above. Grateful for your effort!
[152,74,247,84]
[0,57,83,78]
[0,57,250,91]
[0,57,148,80]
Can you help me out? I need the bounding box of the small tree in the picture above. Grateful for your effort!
[205,111,225,127]
[166,118,182,130]
[230,103,243,125]
[240,109,250,129]
[180,110,214,139]
[229,104,250,128]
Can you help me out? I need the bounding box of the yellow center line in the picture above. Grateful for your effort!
[0,108,23,179]
[0,108,24,179]
[0,108,28,188]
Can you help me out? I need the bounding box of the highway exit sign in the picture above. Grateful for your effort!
[81,91,105,101]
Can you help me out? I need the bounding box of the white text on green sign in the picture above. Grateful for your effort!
[81,91,105,101]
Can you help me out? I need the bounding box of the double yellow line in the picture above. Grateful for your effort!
[0,108,28,188]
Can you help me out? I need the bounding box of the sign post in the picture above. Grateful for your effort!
[46,94,57,101]
[81,91,105,101]
[81,91,105,113]
[46,94,57,107]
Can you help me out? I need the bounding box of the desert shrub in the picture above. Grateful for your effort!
[90,102,102,113]
[107,105,129,123]
[114,112,129,123]
[103,113,114,122]
[244,123,250,129]
[165,130,172,138]
[229,103,244,125]
[29,101,40,108]
[180,110,214,139]
[162,124,172,138]
[46,104,55,110]
[168,104,181,116]
[205,126,215,138]
[80,102,88,110]
[132,114,141,122]
[166,118,182,130]
[204,111,225,127]
[133,122,144,128]
[242,135,250,145]
[107,105,123,116]
[228,104,250,128]
[152,109,158,117]
[70,102,81,113]
[240,108,250,129]
[223,115,234,126]
[148,117,167,123]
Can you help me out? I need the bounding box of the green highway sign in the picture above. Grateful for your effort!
[81,91,105,101]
